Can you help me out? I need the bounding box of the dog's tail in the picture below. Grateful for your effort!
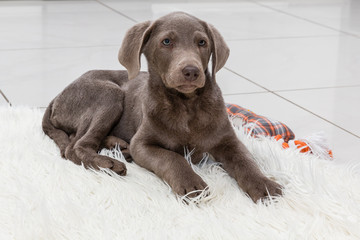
[42,100,70,158]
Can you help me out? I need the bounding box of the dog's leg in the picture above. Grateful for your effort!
[42,100,70,158]
[64,134,82,165]
[65,108,127,176]
[130,137,207,197]
[46,128,70,158]
[210,135,282,203]
[73,137,127,176]
[100,136,133,162]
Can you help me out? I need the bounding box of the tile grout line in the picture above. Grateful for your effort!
[222,83,360,96]
[251,0,360,39]
[224,67,279,92]
[271,92,359,138]
[0,44,121,52]
[223,91,269,96]
[95,0,138,23]
[0,35,342,52]
[224,67,360,139]
[273,84,360,93]
[0,89,12,106]
[0,36,345,53]
[226,34,341,42]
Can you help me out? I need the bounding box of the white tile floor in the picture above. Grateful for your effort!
[1,0,359,166]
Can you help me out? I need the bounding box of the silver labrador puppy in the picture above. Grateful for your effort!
[42,12,282,202]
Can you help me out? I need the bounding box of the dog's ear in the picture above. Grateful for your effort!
[206,23,230,77]
[118,21,152,80]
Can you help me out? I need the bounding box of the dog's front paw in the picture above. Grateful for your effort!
[101,136,129,150]
[246,177,282,203]
[92,156,127,176]
[110,160,127,176]
[171,174,208,198]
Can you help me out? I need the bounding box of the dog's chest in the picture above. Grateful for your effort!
[159,102,221,148]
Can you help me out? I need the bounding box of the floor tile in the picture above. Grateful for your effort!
[216,68,264,95]
[223,92,360,164]
[100,0,337,40]
[277,86,360,137]
[0,0,134,50]
[256,0,360,37]
[226,35,360,91]
[0,46,128,107]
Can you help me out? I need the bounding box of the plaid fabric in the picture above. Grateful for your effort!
[226,103,295,142]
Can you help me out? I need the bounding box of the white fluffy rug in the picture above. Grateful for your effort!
[1,106,360,240]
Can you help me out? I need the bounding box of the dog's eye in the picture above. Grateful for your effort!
[198,40,206,46]
[162,38,171,46]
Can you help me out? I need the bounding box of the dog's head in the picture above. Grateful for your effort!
[119,12,229,94]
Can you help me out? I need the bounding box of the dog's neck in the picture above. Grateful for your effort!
[141,67,225,139]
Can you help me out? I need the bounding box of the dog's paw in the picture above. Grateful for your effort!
[92,156,127,176]
[101,136,129,150]
[110,160,127,176]
[246,177,282,203]
[121,148,133,163]
[172,174,208,198]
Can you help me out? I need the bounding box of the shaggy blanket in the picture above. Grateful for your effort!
[0,106,359,240]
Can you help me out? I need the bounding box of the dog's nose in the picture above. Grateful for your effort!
[182,66,200,81]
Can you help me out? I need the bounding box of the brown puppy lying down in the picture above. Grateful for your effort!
[42,12,282,202]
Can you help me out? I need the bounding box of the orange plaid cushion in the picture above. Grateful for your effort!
[226,103,295,142]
